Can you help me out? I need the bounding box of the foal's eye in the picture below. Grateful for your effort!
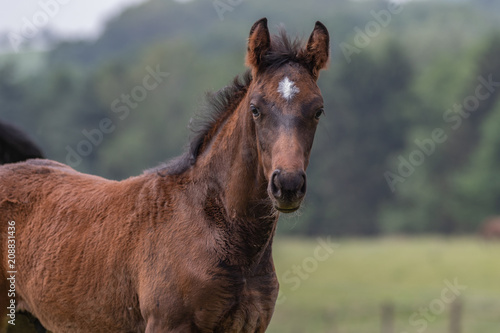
[314,108,325,120]
[250,104,261,118]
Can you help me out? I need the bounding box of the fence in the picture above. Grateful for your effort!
[380,299,463,333]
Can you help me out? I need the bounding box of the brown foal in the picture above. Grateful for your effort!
[0,18,329,332]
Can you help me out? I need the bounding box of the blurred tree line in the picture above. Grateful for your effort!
[1,0,500,236]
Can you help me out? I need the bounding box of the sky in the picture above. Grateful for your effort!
[0,0,149,40]
[0,0,415,41]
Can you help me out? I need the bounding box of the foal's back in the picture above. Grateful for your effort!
[0,159,157,332]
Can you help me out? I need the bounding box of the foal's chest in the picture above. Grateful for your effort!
[193,271,279,332]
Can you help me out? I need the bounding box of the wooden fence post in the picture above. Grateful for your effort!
[449,298,463,333]
[324,309,338,333]
[381,301,395,333]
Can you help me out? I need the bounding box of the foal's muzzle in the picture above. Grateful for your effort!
[269,169,306,213]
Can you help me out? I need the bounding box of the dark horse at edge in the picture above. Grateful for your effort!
[0,121,44,165]
[0,18,329,332]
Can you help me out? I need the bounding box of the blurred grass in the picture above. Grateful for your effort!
[268,236,500,333]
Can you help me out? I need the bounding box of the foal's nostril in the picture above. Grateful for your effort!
[270,170,282,199]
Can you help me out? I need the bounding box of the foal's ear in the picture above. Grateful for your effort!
[305,21,330,79]
[246,18,271,72]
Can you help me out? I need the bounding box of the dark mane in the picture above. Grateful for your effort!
[150,30,307,176]
[149,71,252,176]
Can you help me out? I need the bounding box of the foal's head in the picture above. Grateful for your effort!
[245,18,329,213]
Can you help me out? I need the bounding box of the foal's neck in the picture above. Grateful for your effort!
[193,96,278,268]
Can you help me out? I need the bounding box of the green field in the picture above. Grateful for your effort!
[268,237,500,333]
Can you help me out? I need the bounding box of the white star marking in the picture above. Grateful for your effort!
[277,77,300,101]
